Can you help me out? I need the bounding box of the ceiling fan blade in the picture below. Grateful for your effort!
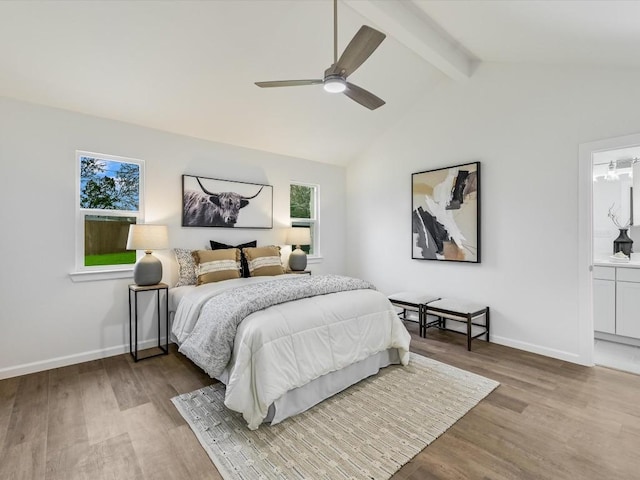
[255,80,323,88]
[344,82,385,110]
[330,26,386,77]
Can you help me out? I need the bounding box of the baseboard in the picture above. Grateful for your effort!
[491,335,587,365]
[0,339,164,380]
[595,331,640,348]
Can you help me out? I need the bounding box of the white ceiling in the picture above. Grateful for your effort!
[1,1,640,166]
[414,0,640,68]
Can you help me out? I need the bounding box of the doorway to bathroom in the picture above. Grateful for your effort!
[579,133,640,375]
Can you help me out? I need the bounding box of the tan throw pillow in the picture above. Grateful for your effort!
[192,249,241,285]
[243,246,285,277]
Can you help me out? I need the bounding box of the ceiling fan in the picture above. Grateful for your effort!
[255,0,386,110]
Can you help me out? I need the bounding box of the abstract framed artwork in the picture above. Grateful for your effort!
[182,175,273,229]
[412,162,480,263]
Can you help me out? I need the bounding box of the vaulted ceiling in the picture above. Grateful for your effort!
[1,1,639,165]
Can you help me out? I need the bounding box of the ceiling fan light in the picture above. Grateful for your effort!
[323,77,346,93]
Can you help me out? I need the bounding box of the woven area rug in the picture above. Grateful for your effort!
[172,353,499,480]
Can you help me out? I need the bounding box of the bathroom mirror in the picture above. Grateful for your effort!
[592,154,635,259]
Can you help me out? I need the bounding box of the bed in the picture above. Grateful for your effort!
[170,273,411,430]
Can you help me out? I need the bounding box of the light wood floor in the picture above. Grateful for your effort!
[1,323,639,480]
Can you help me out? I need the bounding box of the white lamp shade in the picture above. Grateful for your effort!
[126,224,169,251]
[286,227,311,246]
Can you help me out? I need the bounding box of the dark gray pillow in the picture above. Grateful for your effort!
[210,240,257,278]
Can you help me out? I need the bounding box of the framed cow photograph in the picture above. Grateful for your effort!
[412,161,480,263]
[182,175,273,229]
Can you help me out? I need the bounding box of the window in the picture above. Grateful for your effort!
[290,183,319,258]
[75,151,144,274]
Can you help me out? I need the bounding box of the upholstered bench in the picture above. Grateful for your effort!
[388,292,440,336]
[424,299,490,351]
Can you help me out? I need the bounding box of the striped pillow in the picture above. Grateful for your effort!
[192,249,241,285]
[243,246,285,277]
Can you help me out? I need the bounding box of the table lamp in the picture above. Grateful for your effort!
[287,227,311,271]
[126,224,169,285]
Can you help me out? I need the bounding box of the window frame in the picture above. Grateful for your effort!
[289,182,320,260]
[73,150,145,279]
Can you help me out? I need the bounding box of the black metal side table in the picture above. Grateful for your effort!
[128,283,169,362]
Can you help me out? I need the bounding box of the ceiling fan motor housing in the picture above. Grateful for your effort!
[323,74,347,93]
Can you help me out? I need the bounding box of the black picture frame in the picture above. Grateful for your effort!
[411,161,481,263]
[182,174,273,229]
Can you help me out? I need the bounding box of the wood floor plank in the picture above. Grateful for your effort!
[0,375,19,416]
[45,433,144,480]
[0,437,46,480]
[399,435,510,480]
[79,369,119,417]
[409,432,529,480]
[79,369,127,446]
[131,360,185,429]
[481,386,528,413]
[83,410,129,449]
[537,396,624,438]
[102,355,149,411]
[123,402,192,480]
[0,411,10,451]
[4,371,49,448]
[48,363,82,381]
[77,359,104,375]
[46,369,89,455]
[163,364,215,395]
[168,424,223,480]
[445,404,576,479]
[0,377,18,449]
[162,345,216,394]
[45,439,102,480]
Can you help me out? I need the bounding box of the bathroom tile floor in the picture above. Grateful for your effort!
[594,338,640,375]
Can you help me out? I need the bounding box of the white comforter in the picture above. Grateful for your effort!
[172,275,411,430]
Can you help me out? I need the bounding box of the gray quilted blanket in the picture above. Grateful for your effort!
[178,274,375,378]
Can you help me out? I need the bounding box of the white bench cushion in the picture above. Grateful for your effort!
[426,298,487,317]
[388,292,440,309]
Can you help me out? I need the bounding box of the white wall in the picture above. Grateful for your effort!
[346,62,640,364]
[0,97,346,379]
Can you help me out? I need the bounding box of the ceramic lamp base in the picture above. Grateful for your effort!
[133,252,163,286]
[289,248,308,271]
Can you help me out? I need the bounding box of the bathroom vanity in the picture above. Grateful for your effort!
[593,258,640,346]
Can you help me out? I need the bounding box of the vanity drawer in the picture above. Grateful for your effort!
[593,266,615,281]
[616,267,640,283]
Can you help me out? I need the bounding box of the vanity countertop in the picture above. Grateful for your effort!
[594,255,640,268]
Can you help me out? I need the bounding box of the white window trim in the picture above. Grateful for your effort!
[69,269,133,283]
[71,151,145,280]
[290,181,321,260]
